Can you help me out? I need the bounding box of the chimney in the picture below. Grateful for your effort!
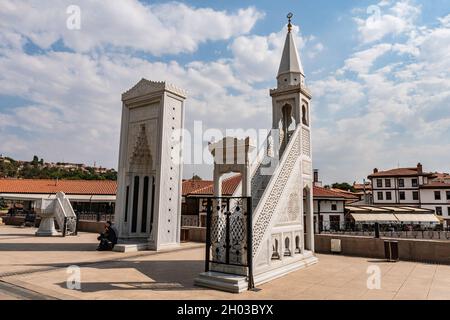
[313,169,322,187]
[417,163,423,174]
[373,168,378,174]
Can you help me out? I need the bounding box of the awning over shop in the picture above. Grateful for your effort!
[394,214,440,223]
[351,213,398,222]
[347,205,439,224]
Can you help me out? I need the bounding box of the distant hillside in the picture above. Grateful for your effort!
[0,155,117,181]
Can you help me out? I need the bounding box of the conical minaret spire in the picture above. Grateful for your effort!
[277,13,305,88]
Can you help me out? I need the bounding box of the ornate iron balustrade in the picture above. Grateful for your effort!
[204,196,254,289]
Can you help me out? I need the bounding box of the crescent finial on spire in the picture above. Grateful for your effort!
[287,12,293,33]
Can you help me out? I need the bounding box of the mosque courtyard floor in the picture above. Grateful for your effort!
[0,225,449,300]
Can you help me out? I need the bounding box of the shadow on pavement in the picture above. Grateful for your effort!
[0,243,98,251]
[53,259,205,292]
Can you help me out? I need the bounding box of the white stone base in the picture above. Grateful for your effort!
[194,253,318,293]
[253,253,318,287]
[194,271,249,293]
[114,240,181,253]
[113,242,150,253]
[35,217,60,237]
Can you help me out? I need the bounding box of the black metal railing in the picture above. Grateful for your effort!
[204,196,254,290]
[321,229,450,240]
[75,211,115,223]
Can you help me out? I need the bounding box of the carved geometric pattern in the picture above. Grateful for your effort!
[130,124,152,172]
[229,208,247,265]
[302,127,311,157]
[211,209,227,263]
[209,199,249,266]
[277,192,300,224]
[252,128,301,257]
[287,192,300,221]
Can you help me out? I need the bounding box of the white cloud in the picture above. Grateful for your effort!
[312,1,450,183]
[0,0,264,55]
[342,43,392,74]
[229,25,321,84]
[354,0,420,44]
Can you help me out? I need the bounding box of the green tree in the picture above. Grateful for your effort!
[331,182,356,193]
[0,197,7,209]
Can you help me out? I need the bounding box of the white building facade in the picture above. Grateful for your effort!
[368,163,450,228]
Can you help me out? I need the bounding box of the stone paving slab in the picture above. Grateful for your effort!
[1,225,450,300]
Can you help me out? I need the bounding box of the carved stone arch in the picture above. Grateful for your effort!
[271,237,280,260]
[284,236,291,256]
[295,235,301,254]
[302,100,309,126]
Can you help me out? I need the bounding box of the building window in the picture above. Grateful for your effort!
[398,179,405,188]
[399,191,405,201]
[302,105,309,126]
[412,178,418,187]
[377,192,383,200]
[386,192,392,200]
[413,191,419,201]
[377,179,382,188]
[435,191,441,200]
[331,204,337,211]
[447,191,450,200]
[385,179,391,188]
[436,207,443,216]
[448,207,450,217]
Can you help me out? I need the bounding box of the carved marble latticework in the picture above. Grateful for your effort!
[301,127,311,157]
[252,129,301,257]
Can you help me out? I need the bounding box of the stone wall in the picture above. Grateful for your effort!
[315,234,450,264]
[77,220,105,234]
[2,217,104,234]
[181,227,206,243]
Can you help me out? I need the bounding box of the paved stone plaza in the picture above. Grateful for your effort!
[0,225,449,300]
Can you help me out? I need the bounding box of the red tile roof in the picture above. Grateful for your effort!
[0,179,117,195]
[182,180,214,196]
[353,183,372,191]
[314,186,358,200]
[421,181,450,189]
[189,175,241,196]
[368,167,434,178]
[432,172,450,182]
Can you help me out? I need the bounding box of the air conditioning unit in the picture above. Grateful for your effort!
[331,239,342,253]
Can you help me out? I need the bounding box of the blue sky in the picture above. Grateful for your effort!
[1,0,450,184]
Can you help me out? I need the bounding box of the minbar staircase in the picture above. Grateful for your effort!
[54,192,77,236]
[248,126,317,287]
[197,126,317,293]
[36,192,77,236]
